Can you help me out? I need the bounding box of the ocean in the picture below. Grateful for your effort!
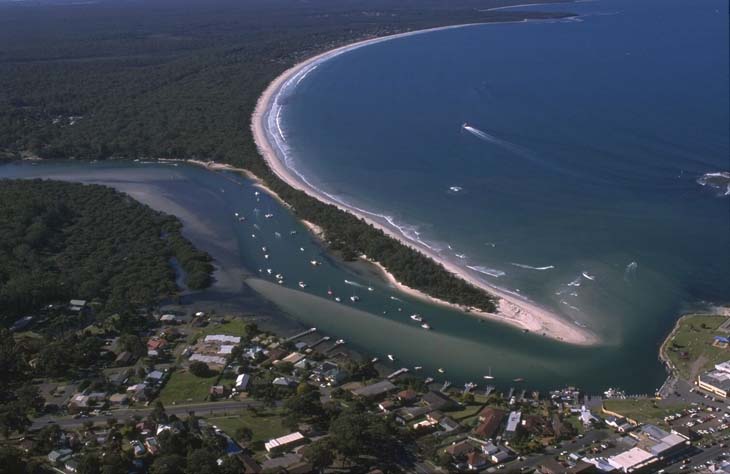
[275,0,730,365]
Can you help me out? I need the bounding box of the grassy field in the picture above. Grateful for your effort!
[603,399,689,426]
[158,369,218,405]
[192,318,249,343]
[663,314,730,381]
[204,408,288,443]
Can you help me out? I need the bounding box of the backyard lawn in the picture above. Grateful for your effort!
[158,369,218,405]
[205,408,289,443]
[603,398,689,426]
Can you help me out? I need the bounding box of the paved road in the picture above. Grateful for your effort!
[497,429,611,472]
[32,400,261,430]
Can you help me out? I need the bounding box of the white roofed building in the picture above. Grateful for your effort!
[204,334,241,344]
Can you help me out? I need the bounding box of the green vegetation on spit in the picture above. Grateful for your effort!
[0,0,574,314]
[0,179,213,324]
[662,314,730,382]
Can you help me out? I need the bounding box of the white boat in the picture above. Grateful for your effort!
[257,268,262,273]
[298,281,307,288]
[275,273,284,280]
[310,260,320,266]
[266,269,272,274]
[421,323,431,330]
[582,271,595,280]
[238,217,246,222]
[277,280,284,285]
[414,366,423,371]
[387,354,395,362]
[350,295,360,302]
[334,297,341,302]
[264,213,273,219]
[299,247,305,252]
[438,368,445,374]
[397,308,403,312]
[254,191,260,196]
[367,286,374,292]
[263,254,269,259]
[371,357,379,363]
[234,212,239,217]
[483,367,494,380]
[424,377,434,384]
[251,234,256,238]
[410,314,423,322]
[261,246,267,252]
[290,230,297,235]
[336,339,345,344]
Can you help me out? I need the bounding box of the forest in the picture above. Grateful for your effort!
[0,0,573,312]
[0,179,213,324]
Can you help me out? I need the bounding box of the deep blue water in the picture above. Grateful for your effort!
[279,0,730,347]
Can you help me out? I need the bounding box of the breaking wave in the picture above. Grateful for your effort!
[467,265,506,278]
[697,172,730,197]
[510,263,555,271]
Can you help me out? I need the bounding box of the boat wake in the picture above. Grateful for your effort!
[462,124,533,158]
[624,261,638,282]
[510,262,555,271]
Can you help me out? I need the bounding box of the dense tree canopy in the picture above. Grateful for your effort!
[0,179,213,324]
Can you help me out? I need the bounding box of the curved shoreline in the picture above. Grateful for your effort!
[249,23,599,346]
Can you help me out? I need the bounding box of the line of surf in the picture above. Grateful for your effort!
[251,21,599,346]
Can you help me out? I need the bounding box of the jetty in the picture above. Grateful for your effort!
[286,327,317,342]
[387,368,409,380]
[324,340,345,354]
[307,336,331,349]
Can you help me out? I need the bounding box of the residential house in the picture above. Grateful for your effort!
[474,407,506,440]
[466,452,488,470]
[235,373,251,391]
[351,380,397,400]
[264,432,306,454]
[422,390,457,412]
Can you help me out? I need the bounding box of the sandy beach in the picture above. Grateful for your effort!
[246,26,599,346]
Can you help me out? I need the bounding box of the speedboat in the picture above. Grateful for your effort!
[310,260,320,266]
[262,246,267,252]
[275,273,284,280]
[264,213,273,219]
[410,314,423,322]
[414,366,423,371]
[350,295,360,302]
[263,254,269,259]
[299,247,305,252]
[437,368,445,374]
[298,281,307,288]
[421,323,431,330]
[334,297,341,302]
[336,339,345,344]
[266,269,272,275]
[367,286,374,292]
[387,354,395,362]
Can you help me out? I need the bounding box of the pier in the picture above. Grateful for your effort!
[285,327,317,342]
[307,336,330,349]
[387,368,409,380]
[324,340,344,354]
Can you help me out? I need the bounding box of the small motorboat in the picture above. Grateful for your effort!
[350,295,360,302]
[410,314,423,322]
[421,323,431,330]
[298,281,307,288]
[438,368,445,374]
[387,354,395,362]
